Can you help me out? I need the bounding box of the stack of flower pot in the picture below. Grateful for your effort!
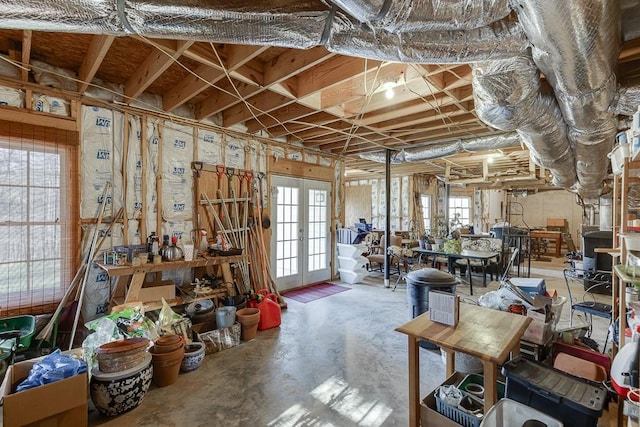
[149,334,185,387]
[90,337,153,417]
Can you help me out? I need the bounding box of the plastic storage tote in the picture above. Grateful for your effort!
[502,356,605,427]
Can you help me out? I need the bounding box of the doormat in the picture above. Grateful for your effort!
[281,283,350,303]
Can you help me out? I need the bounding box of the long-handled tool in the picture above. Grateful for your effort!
[68,182,112,349]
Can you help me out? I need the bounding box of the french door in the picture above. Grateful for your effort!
[270,176,331,291]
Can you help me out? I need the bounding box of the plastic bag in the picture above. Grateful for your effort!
[157,298,190,343]
[16,349,87,392]
[437,385,462,407]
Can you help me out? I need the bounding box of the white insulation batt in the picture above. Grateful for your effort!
[0,86,24,107]
[32,93,70,116]
[162,121,194,221]
[197,128,223,164]
[225,135,245,169]
[80,223,124,322]
[80,106,123,219]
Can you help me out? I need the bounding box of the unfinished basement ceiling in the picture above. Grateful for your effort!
[0,1,639,193]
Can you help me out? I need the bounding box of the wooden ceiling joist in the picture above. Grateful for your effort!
[78,35,115,94]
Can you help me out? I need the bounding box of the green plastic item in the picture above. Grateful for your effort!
[0,315,36,357]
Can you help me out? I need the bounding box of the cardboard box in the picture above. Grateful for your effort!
[1,359,88,427]
[522,319,553,345]
[138,280,176,303]
[546,218,568,228]
[420,372,466,427]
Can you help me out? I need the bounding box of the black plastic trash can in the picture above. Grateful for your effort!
[406,268,457,349]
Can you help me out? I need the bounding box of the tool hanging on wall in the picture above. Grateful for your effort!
[201,192,251,294]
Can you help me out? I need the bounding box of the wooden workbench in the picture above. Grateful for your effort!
[396,304,531,427]
[97,255,245,310]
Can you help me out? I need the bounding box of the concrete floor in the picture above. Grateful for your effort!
[88,260,614,426]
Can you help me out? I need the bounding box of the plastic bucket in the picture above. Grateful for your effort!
[216,306,236,329]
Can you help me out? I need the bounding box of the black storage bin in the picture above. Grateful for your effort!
[406,268,457,350]
[502,356,606,427]
[582,230,613,294]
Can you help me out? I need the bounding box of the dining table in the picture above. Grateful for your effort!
[411,247,499,295]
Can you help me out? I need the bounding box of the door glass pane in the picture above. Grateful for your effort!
[275,186,299,278]
[307,189,327,272]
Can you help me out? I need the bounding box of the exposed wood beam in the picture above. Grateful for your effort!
[163,64,224,112]
[222,92,296,128]
[21,30,31,82]
[124,40,194,99]
[297,56,385,98]
[245,104,320,133]
[159,43,268,111]
[267,113,340,137]
[78,35,115,94]
[197,47,334,120]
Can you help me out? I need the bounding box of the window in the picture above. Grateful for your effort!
[449,196,471,227]
[420,194,431,233]
[0,123,76,315]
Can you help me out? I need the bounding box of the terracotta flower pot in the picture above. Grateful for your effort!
[150,345,184,387]
[236,308,260,341]
[95,337,149,373]
[152,334,183,353]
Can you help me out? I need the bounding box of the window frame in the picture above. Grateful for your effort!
[420,194,431,234]
[0,122,77,316]
[448,196,472,228]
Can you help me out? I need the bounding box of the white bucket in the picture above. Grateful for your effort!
[608,143,630,176]
[622,234,640,251]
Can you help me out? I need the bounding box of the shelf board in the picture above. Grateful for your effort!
[613,265,640,284]
[97,254,246,276]
[112,288,227,312]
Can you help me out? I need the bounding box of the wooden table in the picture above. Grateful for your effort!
[411,248,499,295]
[530,230,563,257]
[396,304,531,427]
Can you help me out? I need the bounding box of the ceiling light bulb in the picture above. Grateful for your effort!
[487,156,494,164]
[385,88,395,99]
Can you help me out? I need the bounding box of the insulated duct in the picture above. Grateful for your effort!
[472,54,577,188]
[514,0,620,198]
[615,84,640,117]
[0,1,528,62]
[327,16,528,63]
[358,132,521,163]
[329,0,512,32]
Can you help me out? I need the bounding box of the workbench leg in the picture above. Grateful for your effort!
[443,349,455,377]
[408,336,420,427]
[124,273,145,303]
[466,259,473,295]
[482,360,498,414]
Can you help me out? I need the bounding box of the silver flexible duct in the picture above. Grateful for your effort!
[472,54,577,188]
[0,1,528,61]
[329,0,512,32]
[515,0,620,197]
[0,0,330,47]
[615,84,640,117]
[358,132,521,163]
[328,16,529,63]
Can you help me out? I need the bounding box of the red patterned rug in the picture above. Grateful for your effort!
[281,282,351,303]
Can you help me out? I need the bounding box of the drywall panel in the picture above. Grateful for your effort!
[515,190,583,250]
